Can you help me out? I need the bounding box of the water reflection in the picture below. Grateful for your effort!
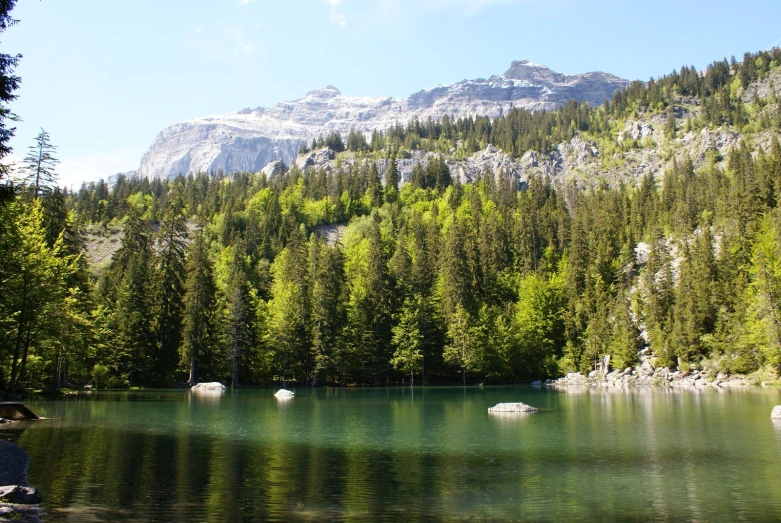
[13,387,781,522]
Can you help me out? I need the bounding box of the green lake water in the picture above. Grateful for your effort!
[9,386,781,522]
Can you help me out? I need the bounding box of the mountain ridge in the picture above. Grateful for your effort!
[136,61,629,180]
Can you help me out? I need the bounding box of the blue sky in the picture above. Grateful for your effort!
[4,0,781,188]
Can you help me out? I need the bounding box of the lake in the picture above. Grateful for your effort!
[10,386,781,522]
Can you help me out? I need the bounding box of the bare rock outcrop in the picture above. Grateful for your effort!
[135,61,628,180]
[261,159,286,177]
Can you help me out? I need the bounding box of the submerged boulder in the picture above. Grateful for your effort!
[488,402,538,414]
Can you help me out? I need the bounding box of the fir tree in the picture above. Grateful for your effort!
[153,189,189,384]
[391,297,424,386]
[181,223,217,385]
[22,128,58,199]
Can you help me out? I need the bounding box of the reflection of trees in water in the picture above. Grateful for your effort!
[13,390,781,521]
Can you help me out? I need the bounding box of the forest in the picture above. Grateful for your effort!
[1,48,781,391]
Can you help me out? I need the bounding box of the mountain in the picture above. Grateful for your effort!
[136,61,628,180]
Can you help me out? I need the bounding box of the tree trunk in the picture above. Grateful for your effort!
[189,356,196,387]
[55,345,63,390]
[462,367,466,387]
[231,340,239,389]
[17,332,33,392]
[9,319,25,391]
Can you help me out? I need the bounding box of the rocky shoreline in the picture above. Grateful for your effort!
[546,351,755,389]
[0,440,42,523]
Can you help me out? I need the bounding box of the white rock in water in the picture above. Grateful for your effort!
[488,402,538,414]
[191,382,226,393]
[772,405,781,419]
[274,389,295,398]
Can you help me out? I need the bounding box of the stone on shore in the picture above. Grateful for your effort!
[0,486,41,505]
[488,402,538,414]
[0,441,43,523]
[772,406,781,420]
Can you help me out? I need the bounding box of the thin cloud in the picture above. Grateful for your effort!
[238,42,256,53]
[222,26,256,54]
[330,12,348,28]
[240,0,256,4]
[318,0,349,29]
[195,25,203,34]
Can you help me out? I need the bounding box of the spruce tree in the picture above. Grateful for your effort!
[181,223,217,386]
[391,297,423,386]
[225,242,254,387]
[0,0,20,199]
[153,188,189,384]
[385,155,400,202]
[22,128,58,199]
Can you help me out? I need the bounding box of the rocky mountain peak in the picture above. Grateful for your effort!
[306,85,342,98]
[135,61,629,180]
[508,60,549,70]
[503,60,566,84]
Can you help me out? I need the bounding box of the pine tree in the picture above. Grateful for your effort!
[269,228,309,385]
[225,242,254,387]
[367,162,383,208]
[443,303,477,385]
[115,241,155,386]
[181,223,217,386]
[309,239,344,385]
[41,187,69,248]
[0,0,20,198]
[385,155,400,202]
[153,188,189,384]
[609,291,642,370]
[22,128,58,199]
[391,297,424,386]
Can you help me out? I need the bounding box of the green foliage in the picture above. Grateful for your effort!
[8,49,781,389]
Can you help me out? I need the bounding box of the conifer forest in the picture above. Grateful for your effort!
[3,48,781,391]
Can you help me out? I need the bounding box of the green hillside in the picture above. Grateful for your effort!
[2,48,781,390]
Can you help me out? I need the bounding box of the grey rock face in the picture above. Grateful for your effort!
[295,148,335,171]
[261,159,286,178]
[618,122,655,142]
[292,145,531,188]
[136,62,628,180]
[0,441,28,487]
